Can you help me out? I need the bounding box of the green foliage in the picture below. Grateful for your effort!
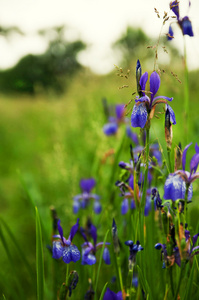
[0,26,86,95]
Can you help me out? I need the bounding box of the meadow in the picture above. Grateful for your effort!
[1,24,199,300]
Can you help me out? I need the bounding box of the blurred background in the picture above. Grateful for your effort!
[0,0,199,299]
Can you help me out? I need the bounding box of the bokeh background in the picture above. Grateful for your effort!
[0,0,199,299]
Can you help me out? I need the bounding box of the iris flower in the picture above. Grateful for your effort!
[169,1,194,38]
[125,240,143,267]
[73,178,101,214]
[52,219,81,263]
[164,143,199,201]
[131,66,174,129]
[81,222,110,265]
[103,104,126,135]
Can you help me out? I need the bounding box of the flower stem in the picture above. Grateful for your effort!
[141,128,150,212]
[183,37,189,144]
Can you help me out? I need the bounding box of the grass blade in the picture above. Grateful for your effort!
[35,206,44,300]
[94,229,109,299]
[99,282,108,300]
[0,217,34,279]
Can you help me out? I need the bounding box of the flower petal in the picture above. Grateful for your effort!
[140,72,148,93]
[52,241,63,259]
[103,122,118,135]
[190,153,199,174]
[170,1,180,19]
[69,218,79,241]
[150,71,160,101]
[164,174,184,201]
[168,25,174,40]
[103,247,111,265]
[182,143,192,171]
[115,104,125,120]
[121,198,129,215]
[166,104,176,125]
[181,16,194,36]
[131,103,148,128]
[57,219,64,242]
[62,245,80,263]
[80,178,96,193]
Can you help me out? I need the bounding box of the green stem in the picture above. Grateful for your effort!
[174,262,185,300]
[183,37,189,143]
[168,267,174,297]
[126,266,134,300]
[141,128,150,212]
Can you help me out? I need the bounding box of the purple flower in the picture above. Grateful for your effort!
[103,288,123,300]
[163,142,199,201]
[52,219,80,263]
[81,222,110,265]
[167,25,174,40]
[103,104,126,136]
[73,178,101,214]
[155,243,181,268]
[151,187,163,210]
[164,173,193,201]
[155,230,199,267]
[131,66,174,128]
[125,240,143,266]
[169,1,194,38]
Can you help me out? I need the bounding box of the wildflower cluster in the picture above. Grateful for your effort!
[48,6,198,298]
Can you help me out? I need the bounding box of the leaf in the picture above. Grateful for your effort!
[99,282,109,300]
[35,206,45,300]
[94,229,109,299]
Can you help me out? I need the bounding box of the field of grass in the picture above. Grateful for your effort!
[1,61,199,299]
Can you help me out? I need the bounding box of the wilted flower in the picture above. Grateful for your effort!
[131,61,174,129]
[73,178,101,214]
[52,219,80,264]
[155,229,199,267]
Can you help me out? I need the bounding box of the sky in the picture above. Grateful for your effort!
[0,0,198,74]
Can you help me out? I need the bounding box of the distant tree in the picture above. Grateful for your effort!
[113,27,151,66]
[113,26,180,69]
[0,26,86,95]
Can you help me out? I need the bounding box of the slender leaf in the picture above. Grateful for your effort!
[99,282,108,300]
[183,259,196,300]
[94,229,109,299]
[0,217,34,279]
[35,206,45,300]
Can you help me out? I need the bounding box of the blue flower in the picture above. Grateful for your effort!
[103,288,123,300]
[103,104,126,136]
[155,230,199,267]
[52,219,80,263]
[73,178,101,214]
[131,63,174,129]
[164,143,199,201]
[169,1,194,38]
[125,240,143,266]
[81,222,111,265]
